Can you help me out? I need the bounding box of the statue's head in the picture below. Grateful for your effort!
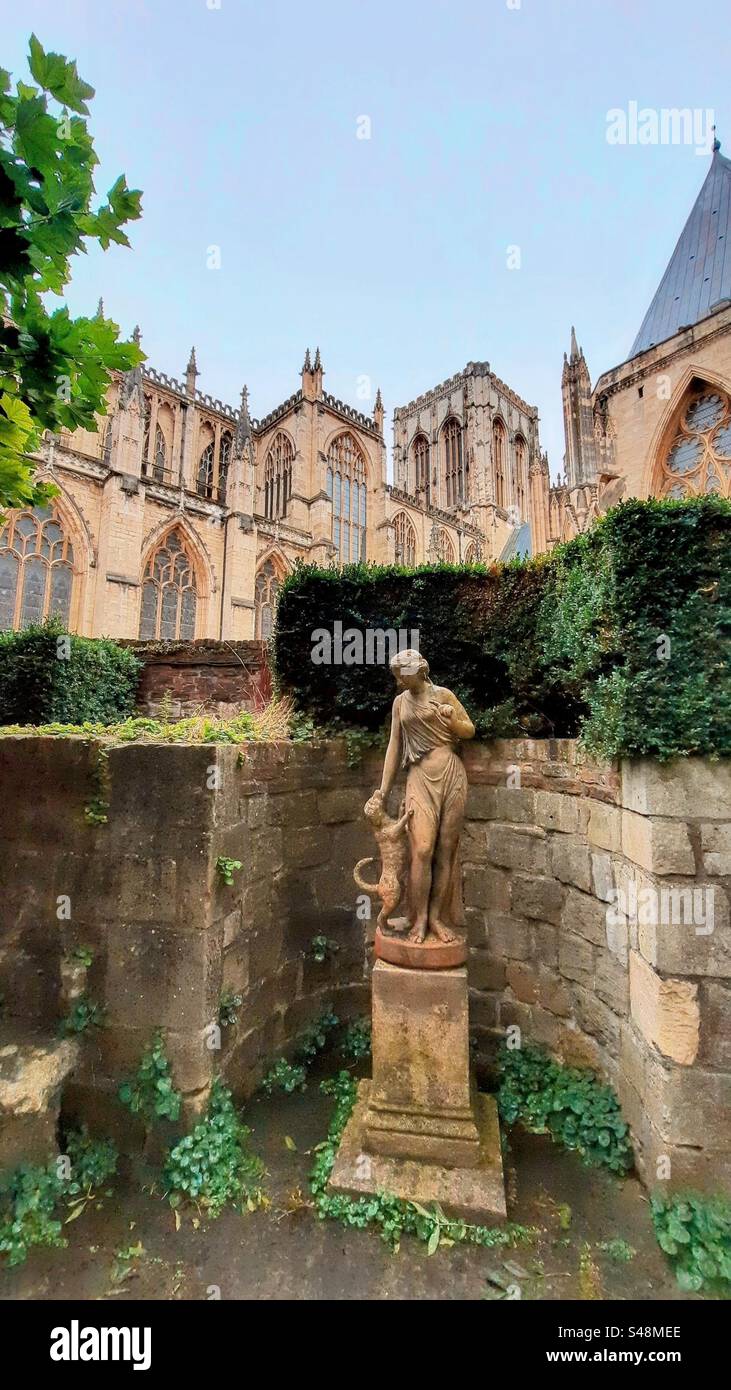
[390,647,429,691]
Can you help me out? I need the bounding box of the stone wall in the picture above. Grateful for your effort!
[0,735,729,1189]
[126,639,271,717]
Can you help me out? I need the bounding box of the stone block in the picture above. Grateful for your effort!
[534,790,587,835]
[636,880,731,977]
[266,791,319,828]
[557,1024,605,1071]
[468,950,506,992]
[700,823,731,876]
[488,824,548,874]
[463,865,511,912]
[550,834,592,892]
[629,951,699,1065]
[698,980,731,1069]
[510,873,564,925]
[103,923,222,1033]
[591,851,615,902]
[533,921,559,968]
[606,912,629,966]
[492,787,536,824]
[572,985,620,1055]
[595,952,630,1017]
[486,912,533,961]
[621,758,731,819]
[465,785,498,820]
[587,801,622,852]
[562,887,607,946]
[621,811,695,875]
[619,1021,731,1149]
[558,931,595,983]
[506,960,539,1004]
[538,970,572,1017]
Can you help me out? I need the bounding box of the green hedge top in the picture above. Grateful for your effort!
[0,619,141,726]
[272,496,731,761]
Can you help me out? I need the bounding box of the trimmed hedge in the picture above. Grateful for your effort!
[0,618,141,726]
[272,496,731,760]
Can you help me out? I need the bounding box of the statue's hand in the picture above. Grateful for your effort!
[438,703,453,719]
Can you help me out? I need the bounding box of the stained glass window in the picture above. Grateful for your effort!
[0,504,75,630]
[327,432,366,563]
[493,420,507,509]
[138,530,197,640]
[254,559,280,639]
[658,386,731,499]
[394,512,416,566]
[263,432,293,519]
[413,434,430,501]
[443,418,466,507]
[197,438,215,498]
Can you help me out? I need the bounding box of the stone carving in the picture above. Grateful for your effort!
[353,795,412,931]
[360,648,475,965]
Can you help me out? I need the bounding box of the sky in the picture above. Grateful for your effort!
[5,0,731,476]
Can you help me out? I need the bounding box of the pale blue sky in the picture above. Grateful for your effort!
[5,0,730,474]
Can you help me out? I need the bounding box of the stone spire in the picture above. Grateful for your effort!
[561,326,597,487]
[313,346,322,370]
[302,347,312,373]
[235,384,252,452]
[96,297,104,319]
[302,346,323,401]
[119,325,144,408]
[185,346,199,396]
[374,387,384,432]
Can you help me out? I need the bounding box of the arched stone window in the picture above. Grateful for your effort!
[412,433,430,501]
[0,503,75,630]
[394,512,417,566]
[153,425,168,482]
[464,540,481,564]
[493,419,507,509]
[515,435,527,517]
[197,434,215,499]
[141,395,152,469]
[656,382,731,498]
[139,529,198,640]
[264,432,294,520]
[443,418,466,507]
[326,432,367,563]
[219,431,233,503]
[254,559,281,639]
[430,526,455,564]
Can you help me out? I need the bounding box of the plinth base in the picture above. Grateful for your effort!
[328,1080,507,1226]
[374,925,467,970]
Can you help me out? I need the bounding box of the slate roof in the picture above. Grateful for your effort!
[499,521,532,562]
[630,147,731,358]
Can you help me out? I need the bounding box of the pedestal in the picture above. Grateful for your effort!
[328,960,506,1225]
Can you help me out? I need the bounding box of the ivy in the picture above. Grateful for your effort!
[651,1191,731,1293]
[58,995,105,1036]
[118,1031,182,1125]
[260,1057,308,1095]
[310,1072,538,1253]
[260,1010,340,1094]
[215,856,242,888]
[0,1129,117,1267]
[218,990,243,1028]
[163,1078,265,1219]
[309,935,339,964]
[340,1018,372,1061]
[497,1043,633,1175]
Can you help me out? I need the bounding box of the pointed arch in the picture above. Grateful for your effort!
[263,429,294,519]
[411,432,431,502]
[493,417,507,509]
[0,497,80,631]
[254,554,286,639]
[138,524,204,640]
[649,369,731,500]
[196,422,216,499]
[442,417,466,507]
[393,511,417,566]
[327,430,367,563]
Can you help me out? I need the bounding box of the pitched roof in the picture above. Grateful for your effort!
[629,147,731,358]
[499,521,532,562]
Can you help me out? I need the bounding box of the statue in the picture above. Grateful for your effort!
[363,649,475,953]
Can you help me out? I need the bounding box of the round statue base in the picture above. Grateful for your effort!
[374,924,467,970]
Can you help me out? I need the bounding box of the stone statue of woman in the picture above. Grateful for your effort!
[370,649,475,946]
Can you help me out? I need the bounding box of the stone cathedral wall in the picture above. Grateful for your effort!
[1,736,729,1190]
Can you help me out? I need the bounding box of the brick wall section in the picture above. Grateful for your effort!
[0,735,729,1188]
[124,639,271,717]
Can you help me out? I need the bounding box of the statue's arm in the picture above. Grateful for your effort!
[441,688,475,741]
[379,697,402,800]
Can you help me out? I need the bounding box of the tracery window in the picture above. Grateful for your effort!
[197,437,215,499]
[432,527,455,563]
[153,424,168,482]
[264,432,294,519]
[443,418,466,507]
[394,512,417,566]
[254,559,280,639]
[493,420,507,509]
[0,503,75,630]
[515,435,527,517]
[138,529,198,640]
[464,540,481,564]
[657,385,731,499]
[413,433,430,501]
[326,432,367,563]
[219,431,233,503]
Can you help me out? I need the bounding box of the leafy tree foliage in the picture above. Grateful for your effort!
[0,34,143,510]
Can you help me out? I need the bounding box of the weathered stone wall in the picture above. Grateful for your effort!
[0,735,729,1188]
[124,639,270,718]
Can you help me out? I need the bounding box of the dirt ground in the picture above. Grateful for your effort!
[0,1063,696,1303]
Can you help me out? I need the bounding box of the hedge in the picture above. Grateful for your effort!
[0,619,141,726]
[272,496,731,760]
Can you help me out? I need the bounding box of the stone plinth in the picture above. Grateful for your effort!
[328,959,506,1224]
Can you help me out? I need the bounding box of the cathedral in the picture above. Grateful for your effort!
[1,143,730,642]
